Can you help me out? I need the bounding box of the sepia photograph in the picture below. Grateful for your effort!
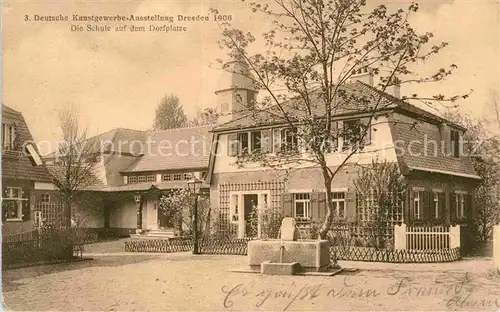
[1,0,499,310]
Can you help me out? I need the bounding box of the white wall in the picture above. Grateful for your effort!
[109,196,158,230]
[213,114,398,174]
[110,199,137,229]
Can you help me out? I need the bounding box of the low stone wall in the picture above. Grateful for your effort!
[331,246,461,263]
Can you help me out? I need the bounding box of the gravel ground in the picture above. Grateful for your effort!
[2,252,499,311]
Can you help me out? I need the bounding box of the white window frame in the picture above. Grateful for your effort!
[172,173,182,181]
[138,176,147,183]
[4,187,27,221]
[293,193,311,219]
[2,123,15,150]
[433,192,440,219]
[128,176,137,184]
[162,174,172,182]
[331,192,346,219]
[413,191,421,220]
[455,191,467,219]
[147,175,156,183]
[183,173,192,180]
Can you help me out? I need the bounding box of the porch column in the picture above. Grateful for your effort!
[135,194,143,234]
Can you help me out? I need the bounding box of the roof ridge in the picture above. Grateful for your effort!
[149,124,214,133]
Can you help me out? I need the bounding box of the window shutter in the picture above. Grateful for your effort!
[438,193,446,221]
[422,191,431,221]
[345,191,356,222]
[272,128,281,153]
[22,192,31,221]
[466,194,473,221]
[408,191,415,223]
[261,129,271,153]
[318,192,327,221]
[281,193,293,218]
[227,133,238,156]
[310,192,319,221]
[450,193,457,222]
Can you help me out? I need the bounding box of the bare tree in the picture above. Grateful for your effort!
[49,104,99,230]
[213,0,469,238]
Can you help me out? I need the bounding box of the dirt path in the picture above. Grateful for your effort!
[3,254,499,311]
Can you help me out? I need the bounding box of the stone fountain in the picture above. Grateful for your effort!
[247,217,331,275]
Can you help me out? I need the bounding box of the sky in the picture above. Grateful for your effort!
[2,0,499,154]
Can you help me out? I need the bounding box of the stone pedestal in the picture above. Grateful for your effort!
[248,240,330,272]
[494,224,500,270]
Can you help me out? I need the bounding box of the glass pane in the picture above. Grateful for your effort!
[295,202,304,217]
[338,201,345,218]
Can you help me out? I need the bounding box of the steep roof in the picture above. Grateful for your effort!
[2,105,53,182]
[213,81,465,132]
[208,82,479,180]
[123,125,213,173]
[45,165,106,190]
[391,114,480,179]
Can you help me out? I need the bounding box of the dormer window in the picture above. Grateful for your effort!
[450,130,460,158]
[2,123,16,151]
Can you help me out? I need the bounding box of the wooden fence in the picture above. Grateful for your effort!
[394,224,460,251]
[125,237,254,255]
[2,228,98,267]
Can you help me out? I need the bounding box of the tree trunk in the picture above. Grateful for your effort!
[319,166,333,239]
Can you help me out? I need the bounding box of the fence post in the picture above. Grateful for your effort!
[449,225,461,249]
[394,223,406,250]
[493,224,500,271]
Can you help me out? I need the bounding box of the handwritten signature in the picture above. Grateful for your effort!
[221,274,498,310]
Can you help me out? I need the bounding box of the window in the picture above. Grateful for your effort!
[433,192,440,219]
[294,193,311,219]
[413,191,422,220]
[2,123,16,151]
[183,173,192,180]
[201,172,208,179]
[450,130,461,158]
[281,128,298,152]
[173,173,182,181]
[332,192,346,219]
[250,131,261,152]
[343,119,361,150]
[3,187,26,220]
[247,91,256,109]
[147,175,156,183]
[456,193,466,219]
[343,119,370,150]
[128,176,137,184]
[138,176,147,183]
[41,193,50,203]
[162,174,171,182]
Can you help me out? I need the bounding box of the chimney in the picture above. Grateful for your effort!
[386,84,401,98]
[350,67,374,86]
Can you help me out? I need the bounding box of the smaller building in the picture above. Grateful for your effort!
[2,105,60,235]
[44,126,213,237]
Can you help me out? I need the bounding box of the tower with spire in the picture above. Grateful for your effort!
[215,48,258,124]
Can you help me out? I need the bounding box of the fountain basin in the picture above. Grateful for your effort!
[248,239,330,272]
[260,261,302,275]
